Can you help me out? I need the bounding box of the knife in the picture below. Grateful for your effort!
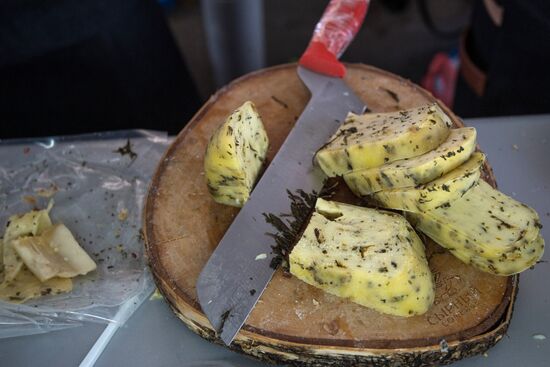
[197,0,369,346]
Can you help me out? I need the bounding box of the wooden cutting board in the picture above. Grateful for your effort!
[144,64,517,366]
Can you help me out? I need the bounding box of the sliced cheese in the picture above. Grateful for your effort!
[289,198,434,317]
[407,180,544,275]
[315,103,452,177]
[0,265,72,304]
[344,127,477,195]
[204,101,269,207]
[372,152,485,212]
[2,202,53,283]
[12,224,97,282]
[447,234,544,276]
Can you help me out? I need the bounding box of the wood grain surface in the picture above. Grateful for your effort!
[144,64,517,366]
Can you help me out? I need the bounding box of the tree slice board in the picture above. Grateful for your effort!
[144,64,518,366]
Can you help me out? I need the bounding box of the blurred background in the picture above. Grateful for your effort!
[1,0,549,137]
[170,0,469,98]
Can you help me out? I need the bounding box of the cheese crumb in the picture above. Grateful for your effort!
[118,208,129,221]
[255,253,267,260]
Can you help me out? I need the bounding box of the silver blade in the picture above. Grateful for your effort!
[196,67,366,345]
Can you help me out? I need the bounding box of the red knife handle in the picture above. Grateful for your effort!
[299,0,369,78]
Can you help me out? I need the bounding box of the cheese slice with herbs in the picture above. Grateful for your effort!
[2,202,53,283]
[289,198,434,317]
[406,180,544,275]
[315,104,452,177]
[344,127,477,196]
[0,265,72,304]
[12,224,97,282]
[204,101,269,207]
[372,152,485,212]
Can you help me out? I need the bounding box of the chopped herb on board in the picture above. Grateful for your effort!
[263,180,338,272]
[271,96,289,109]
[114,139,137,159]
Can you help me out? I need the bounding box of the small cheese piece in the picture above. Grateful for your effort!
[0,265,72,304]
[344,127,477,195]
[315,104,452,177]
[2,202,53,283]
[406,181,544,275]
[372,152,485,212]
[12,224,97,282]
[204,101,269,207]
[289,198,434,317]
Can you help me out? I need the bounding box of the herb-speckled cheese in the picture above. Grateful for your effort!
[372,152,485,212]
[344,127,477,196]
[204,101,269,207]
[315,104,452,177]
[407,181,544,275]
[1,203,53,283]
[289,198,434,317]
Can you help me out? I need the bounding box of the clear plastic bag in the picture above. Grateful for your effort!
[0,130,169,338]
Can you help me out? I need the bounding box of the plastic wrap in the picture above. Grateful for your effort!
[0,130,169,338]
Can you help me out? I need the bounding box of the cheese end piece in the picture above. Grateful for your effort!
[289,198,434,317]
[316,103,452,177]
[204,101,269,207]
[407,181,544,275]
[344,127,477,195]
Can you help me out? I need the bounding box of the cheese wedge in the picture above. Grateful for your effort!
[315,104,452,177]
[204,101,269,207]
[372,152,485,212]
[289,199,434,317]
[344,127,477,195]
[2,202,53,283]
[406,181,544,275]
[12,224,97,282]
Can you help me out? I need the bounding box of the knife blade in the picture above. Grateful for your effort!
[197,0,370,346]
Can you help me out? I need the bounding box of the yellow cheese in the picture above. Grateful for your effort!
[344,127,477,195]
[12,224,97,282]
[289,198,434,317]
[315,104,452,177]
[372,152,485,212]
[204,101,269,207]
[447,234,544,276]
[2,202,53,283]
[406,181,544,275]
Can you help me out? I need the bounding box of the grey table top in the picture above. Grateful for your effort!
[0,115,549,367]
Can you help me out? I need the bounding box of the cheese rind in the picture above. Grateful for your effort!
[372,152,485,212]
[204,101,269,207]
[315,104,452,177]
[344,127,477,195]
[406,181,544,275]
[289,199,434,317]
